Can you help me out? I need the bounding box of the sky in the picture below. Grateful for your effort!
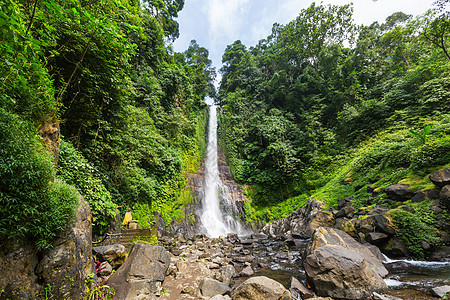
[172,0,436,77]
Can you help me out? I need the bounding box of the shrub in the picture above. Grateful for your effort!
[57,140,117,236]
[0,109,78,250]
[387,201,441,259]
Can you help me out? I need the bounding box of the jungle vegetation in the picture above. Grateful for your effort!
[0,0,215,248]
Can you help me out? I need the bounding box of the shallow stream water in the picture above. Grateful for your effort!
[200,104,450,299]
[231,238,450,299]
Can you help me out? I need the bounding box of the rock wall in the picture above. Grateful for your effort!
[38,118,60,166]
[0,197,94,299]
[154,148,250,238]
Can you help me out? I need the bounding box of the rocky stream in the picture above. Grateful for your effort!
[1,105,449,300]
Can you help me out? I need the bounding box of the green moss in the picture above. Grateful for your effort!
[241,115,450,223]
[386,200,442,259]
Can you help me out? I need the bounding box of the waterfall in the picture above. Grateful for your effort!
[201,104,244,238]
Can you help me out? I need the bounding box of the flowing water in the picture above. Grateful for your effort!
[199,104,450,297]
[201,105,245,238]
[231,239,450,299]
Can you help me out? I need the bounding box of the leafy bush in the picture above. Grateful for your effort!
[387,201,441,258]
[57,140,117,236]
[0,109,78,250]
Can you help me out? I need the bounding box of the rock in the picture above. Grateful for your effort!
[262,199,330,238]
[92,244,127,269]
[420,240,431,250]
[429,167,450,188]
[221,265,237,284]
[385,184,414,201]
[334,206,355,219]
[372,292,403,300]
[251,233,268,241]
[307,227,388,278]
[0,242,41,299]
[440,185,450,209]
[240,239,256,245]
[304,227,388,299]
[35,197,95,300]
[381,237,409,257]
[366,232,390,246]
[107,244,170,300]
[356,214,396,235]
[305,244,388,299]
[338,196,353,209]
[232,276,292,300]
[425,188,441,200]
[290,276,314,299]
[38,118,60,164]
[411,191,425,203]
[431,285,450,298]
[368,206,390,215]
[227,233,240,243]
[240,266,254,277]
[307,211,335,236]
[430,246,450,261]
[97,261,113,277]
[334,218,357,237]
[198,277,231,298]
[210,295,231,300]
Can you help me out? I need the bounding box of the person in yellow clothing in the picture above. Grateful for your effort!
[122,207,132,228]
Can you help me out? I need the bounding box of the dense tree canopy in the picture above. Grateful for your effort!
[0,0,214,246]
[217,2,450,209]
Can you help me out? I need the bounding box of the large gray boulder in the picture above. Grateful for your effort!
[35,197,95,300]
[0,197,94,300]
[231,276,292,300]
[107,243,170,300]
[199,277,231,297]
[306,227,388,278]
[430,167,450,188]
[304,227,388,299]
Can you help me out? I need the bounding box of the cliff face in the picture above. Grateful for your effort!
[38,118,60,166]
[153,148,250,238]
[0,197,94,299]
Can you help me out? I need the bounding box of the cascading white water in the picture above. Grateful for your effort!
[201,104,243,238]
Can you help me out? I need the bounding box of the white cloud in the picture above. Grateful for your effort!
[205,0,251,44]
[175,0,436,73]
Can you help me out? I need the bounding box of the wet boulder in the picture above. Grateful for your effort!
[107,243,170,299]
[309,228,388,277]
[429,167,450,188]
[304,227,388,299]
[385,184,414,201]
[381,237,409,257]
[231,276,292,300]
[305,244,388,299]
